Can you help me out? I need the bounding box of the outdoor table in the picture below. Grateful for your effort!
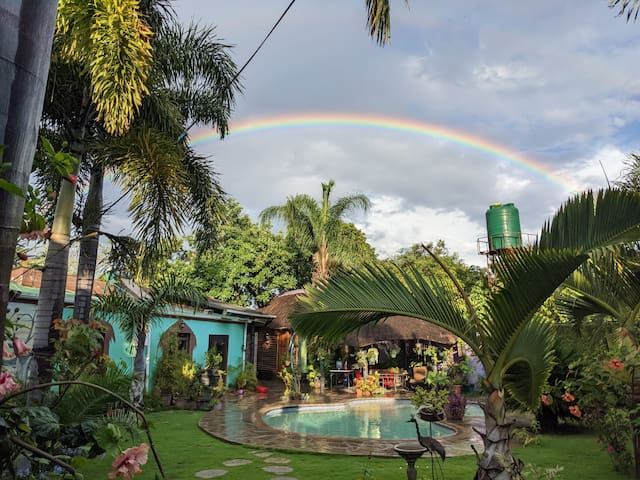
[329,369,354,389]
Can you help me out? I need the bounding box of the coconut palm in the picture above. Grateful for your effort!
[365,0,409,45]
[91,278,205,407]
[259,180,371,282]
[291,189,640,480]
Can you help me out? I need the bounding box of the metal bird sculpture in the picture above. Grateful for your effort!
[408,416,446,463]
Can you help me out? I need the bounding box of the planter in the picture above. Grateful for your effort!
[160,393,172,407]
[417,406,445,422]
[174,398,196,409]
[356,388,363,397]
[196,400,210,411]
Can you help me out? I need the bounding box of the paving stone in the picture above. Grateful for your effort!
[263,466,294,474]
[264,457,291,464]
[222,459,252,467]
[195,469,227,478]
[252,451,274,458]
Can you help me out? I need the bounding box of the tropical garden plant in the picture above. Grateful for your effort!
[291,189,640,479]
[91,278,205,407]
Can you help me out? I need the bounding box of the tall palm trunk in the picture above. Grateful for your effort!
[33,103,91,379]
[74,163,104,322]
[0,0,58,368]
[475,388,522,480]
[32,178,76,378]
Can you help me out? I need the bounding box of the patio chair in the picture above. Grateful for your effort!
[408,366,427,391]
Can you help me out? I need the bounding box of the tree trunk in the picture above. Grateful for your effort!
[0,0,58,368]
[74,163,104,322]
[130,328,148,408]
[32,178,76,379]
[474,389,523,480]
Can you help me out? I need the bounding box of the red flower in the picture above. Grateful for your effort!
[562,392,575,402]
[607,445,615,452]
[540,394,552,406]
[609,359,625,370]
[0,371,20,397]
[16,252,28,261]
[12,338,31,357]
[569,405,582,418]
[66,174,78,185]
[109,443,149,479]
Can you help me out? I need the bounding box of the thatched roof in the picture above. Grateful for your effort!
[260,289,306,329]
[260,291,457,345]
[343,315,457,346]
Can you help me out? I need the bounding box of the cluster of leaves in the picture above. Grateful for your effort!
[1,320,144,478]
[410,386,449,412]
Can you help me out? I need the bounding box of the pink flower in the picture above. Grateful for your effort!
[609,359,625,370]
[0,371,21,397]
[540,394,552,406]
[109,443,149,479]
[2,341,15,360]
[12,338,31,357]
[569,405,582,418]
[607,445,615,452]
[66,174,78,185]
[562,392,575,403]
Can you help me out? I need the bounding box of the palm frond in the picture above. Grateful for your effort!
[609,0,640,21]
[291,263,473,347]
[538,189,640,251]
[500,314,555,408]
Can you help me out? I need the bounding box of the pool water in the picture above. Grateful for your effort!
[263,399,456,440]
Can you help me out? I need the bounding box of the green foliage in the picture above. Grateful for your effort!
[410,386,448,412]
[153,331,193,397]
[232,363,257,390]
[154,202,298,307]
[0,146,24,197]
[55,0,153,135]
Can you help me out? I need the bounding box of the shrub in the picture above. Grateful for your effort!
[444,392,467,420]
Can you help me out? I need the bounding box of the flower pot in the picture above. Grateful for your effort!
[356,388,363,397]
[417,406,445,422]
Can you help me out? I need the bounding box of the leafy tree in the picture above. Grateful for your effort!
[156,202,298,307]
[259,179,372,282]
[291,189,640,480]
[91,278,205,407]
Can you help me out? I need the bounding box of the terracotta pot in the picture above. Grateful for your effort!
[356,389,363,397]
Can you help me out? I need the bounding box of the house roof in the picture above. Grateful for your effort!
[259,289,306,329]
[10,267,111,303]
[259,290,457,345]
[343,315,457,346]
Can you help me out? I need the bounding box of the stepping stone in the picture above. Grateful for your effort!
[252,451,274,458]
[264,457,291,464]
[263,466,294,474]
[195,469,227,478]
[223,459,252,467]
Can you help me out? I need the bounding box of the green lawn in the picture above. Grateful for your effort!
[78,410,634,480]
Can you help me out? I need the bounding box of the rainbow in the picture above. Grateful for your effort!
[189,112,582,193]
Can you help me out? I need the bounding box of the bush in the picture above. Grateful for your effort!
[444,392,467,420]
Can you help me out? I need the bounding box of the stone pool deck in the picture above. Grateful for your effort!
[198,382,488,458]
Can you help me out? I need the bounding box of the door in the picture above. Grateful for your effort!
[208,335,229,371]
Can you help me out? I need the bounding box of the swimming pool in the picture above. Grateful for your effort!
[263,398,456,440]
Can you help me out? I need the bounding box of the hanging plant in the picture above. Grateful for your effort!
[367,347,379,365]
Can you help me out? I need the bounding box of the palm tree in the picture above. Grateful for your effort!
[259,179,371,282]
[32,0,155,375]
[91,278,205,407]
[290,189,640,480]
[0,1,58,369]
[365,0,409,45]
[72,13,239,322]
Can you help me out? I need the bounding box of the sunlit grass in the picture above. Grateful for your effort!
[77,410,634,480]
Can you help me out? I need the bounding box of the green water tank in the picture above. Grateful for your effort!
[486,203,522,251]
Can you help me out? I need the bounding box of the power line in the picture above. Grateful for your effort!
[101,0,298,217]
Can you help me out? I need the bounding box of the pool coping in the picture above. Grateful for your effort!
[198,389,485,458]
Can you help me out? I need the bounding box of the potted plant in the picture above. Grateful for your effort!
[444,391,467,421]
[234,362,258,395]
[411,386,448,422]
[307,364,322,392]
[204,347,223,384]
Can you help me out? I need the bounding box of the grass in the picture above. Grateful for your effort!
[77,410,636,480]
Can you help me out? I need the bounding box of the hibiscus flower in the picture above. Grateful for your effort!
[609,359,625,370]
[109,443,149,479]
[561,392,575,402]
[540,394,552,406]
[569,405,582,418]
[12,338,31,357]
[0,371,21,397]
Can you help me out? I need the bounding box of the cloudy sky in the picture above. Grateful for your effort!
[166,1,640,266]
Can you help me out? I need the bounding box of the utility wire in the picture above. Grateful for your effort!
[101,0,297,217]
